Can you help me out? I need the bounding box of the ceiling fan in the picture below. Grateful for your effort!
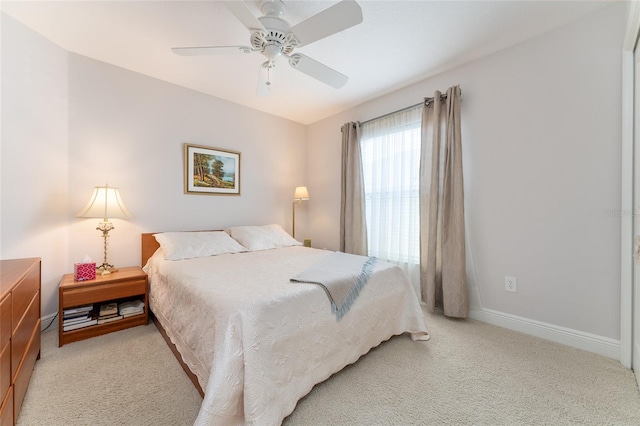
[172,0,363,94]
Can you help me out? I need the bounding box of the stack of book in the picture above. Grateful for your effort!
[97,302,123,324]
[63,304,97,331]
[118,299,145,317]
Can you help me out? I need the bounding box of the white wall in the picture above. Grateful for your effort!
[1,14,307,318]
[1,14,70,318]
[307,4,625,342]
[66,53,307,273]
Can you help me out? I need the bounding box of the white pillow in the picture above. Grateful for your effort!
[225,224,301,251]
[153,231,247,260]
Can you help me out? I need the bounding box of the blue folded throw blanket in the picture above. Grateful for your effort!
[290,252,377,321]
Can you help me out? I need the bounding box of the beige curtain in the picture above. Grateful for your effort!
[340,122,368,255]
[420,85,468,318]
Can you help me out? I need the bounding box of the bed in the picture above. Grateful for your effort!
[141,225,429,425]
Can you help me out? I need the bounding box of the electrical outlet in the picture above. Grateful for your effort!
[505,276,517,293]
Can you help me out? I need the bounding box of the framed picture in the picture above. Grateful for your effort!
[184,143,241,195]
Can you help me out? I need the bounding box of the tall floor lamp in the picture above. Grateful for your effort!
[76,184,133,275]
[292,186,309,239]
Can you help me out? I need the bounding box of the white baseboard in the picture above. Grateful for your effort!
[41,312,58,331]
[469,308,620,361]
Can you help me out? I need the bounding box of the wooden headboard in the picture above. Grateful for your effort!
[141,233,160,267]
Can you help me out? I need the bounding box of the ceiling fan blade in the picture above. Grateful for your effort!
[172,46,253,56]
[223,1,266,31]
[289,0,363,47]
[288,54,348,89]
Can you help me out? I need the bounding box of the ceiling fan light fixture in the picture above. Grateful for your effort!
[264,44,282,61]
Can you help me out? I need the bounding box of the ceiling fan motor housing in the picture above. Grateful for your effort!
[252,15,298,61]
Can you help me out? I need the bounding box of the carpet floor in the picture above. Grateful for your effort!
[16,309,640,425]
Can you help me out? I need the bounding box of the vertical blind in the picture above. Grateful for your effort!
[360,105,422,292]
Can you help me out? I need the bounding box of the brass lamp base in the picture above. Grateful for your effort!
[96,264,118,276]
[96,221,118,276]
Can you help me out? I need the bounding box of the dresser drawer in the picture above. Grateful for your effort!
[0,341,9,407]
[11,292,39,380]
[0,295,10,349]
[11,265,39,335]
[13,320,39,421]
[0,386,12,426]
[63,279,146,307]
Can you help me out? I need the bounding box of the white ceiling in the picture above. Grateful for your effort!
[2,1,612,125]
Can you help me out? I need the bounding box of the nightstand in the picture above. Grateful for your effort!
[58,266,148,347]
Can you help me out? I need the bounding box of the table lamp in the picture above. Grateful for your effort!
[76,184,133,275]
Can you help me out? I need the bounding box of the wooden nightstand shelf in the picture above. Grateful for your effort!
[58,266,148,347]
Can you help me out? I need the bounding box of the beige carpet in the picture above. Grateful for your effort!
[17,310,640,425]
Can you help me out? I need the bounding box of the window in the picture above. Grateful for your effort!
[360,106,422,276]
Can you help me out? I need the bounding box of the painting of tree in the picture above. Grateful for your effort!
[185,144,240,195]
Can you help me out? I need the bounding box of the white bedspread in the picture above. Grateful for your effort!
[145,246,429,425]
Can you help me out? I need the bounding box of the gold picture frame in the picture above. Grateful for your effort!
[184,143,241,195]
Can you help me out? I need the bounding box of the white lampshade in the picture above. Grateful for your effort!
[293,186,310,201]
[75,185,133,220]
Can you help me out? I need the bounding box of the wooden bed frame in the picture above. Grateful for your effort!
[141,233,160,266]
[141,233,205,397]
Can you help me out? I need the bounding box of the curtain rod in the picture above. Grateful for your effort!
[360,101,423,126]
[359,90,460,126]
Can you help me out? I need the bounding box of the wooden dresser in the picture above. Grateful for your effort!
[0,258,41,426]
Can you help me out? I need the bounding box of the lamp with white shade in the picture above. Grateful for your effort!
[75,184,133,275]
[292,186,309,239]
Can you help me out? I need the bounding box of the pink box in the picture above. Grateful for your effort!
[74,263,96,281]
